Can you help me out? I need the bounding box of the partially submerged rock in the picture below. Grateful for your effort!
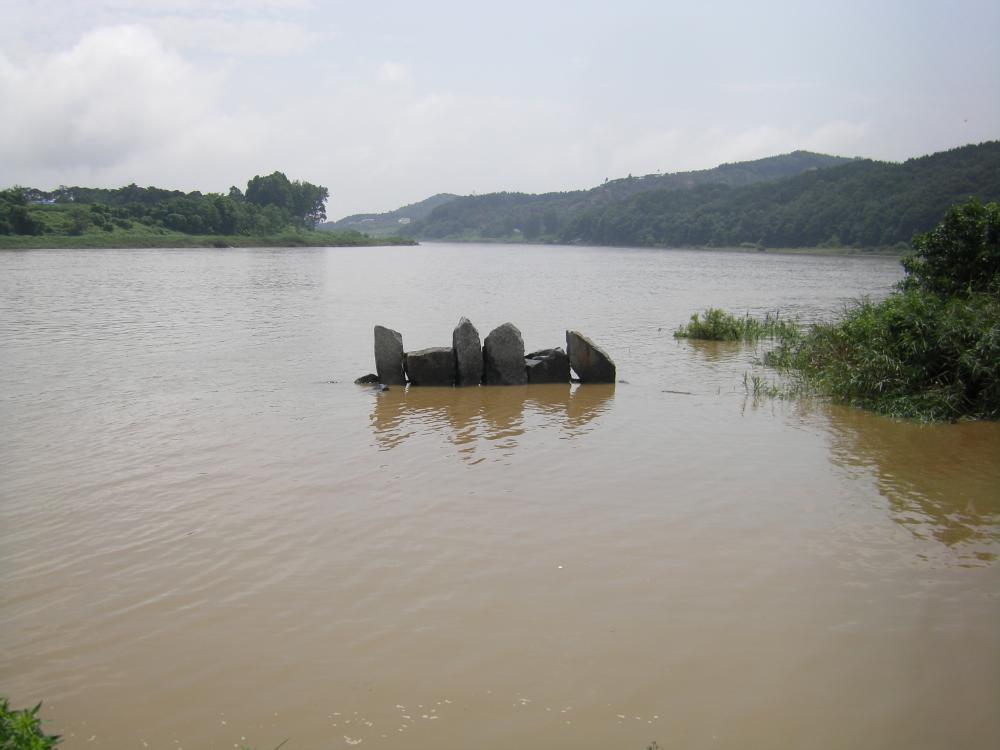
[405,347,455,386]
[483,323,527,385]
[452,317,483,386]
[354,373,379,384]
[566,330,616,383]
[374,325,406,385]
[525,347,570,384]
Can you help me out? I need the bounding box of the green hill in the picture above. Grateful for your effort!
[320,192,458,236]
[561,141,1000,249]
[402,151,855,241]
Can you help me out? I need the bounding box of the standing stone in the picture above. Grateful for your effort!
[405,347,455,386]
[566,330,616,383]
[524,348,570,384]
[452,317,483,386]
[374,325,406,385]
[483,323,527,385]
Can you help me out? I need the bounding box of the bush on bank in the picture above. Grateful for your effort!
[765,198,1000,421]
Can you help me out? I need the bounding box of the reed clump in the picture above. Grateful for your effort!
[674,308,799,343]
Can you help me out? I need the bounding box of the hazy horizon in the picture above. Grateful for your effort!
[2,1,998,218]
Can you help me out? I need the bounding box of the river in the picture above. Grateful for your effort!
[1,243,998,750]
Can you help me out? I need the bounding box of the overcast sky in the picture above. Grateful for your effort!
[1,0,998,218]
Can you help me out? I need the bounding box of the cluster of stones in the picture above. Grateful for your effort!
[369,319,616,387]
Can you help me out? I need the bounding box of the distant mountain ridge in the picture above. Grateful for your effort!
[321,151,854,240]
[561,141,1000,249]
[320,192,457,236]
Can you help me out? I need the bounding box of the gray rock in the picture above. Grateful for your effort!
[566,330,616,383]
[483,323,527,385]
[525,347,570,384]
[405,347,455,386]
[374,325,406,385]
[354,373,379,384]
[452,317,483,386]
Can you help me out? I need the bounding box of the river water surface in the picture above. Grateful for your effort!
[1,243,998,750]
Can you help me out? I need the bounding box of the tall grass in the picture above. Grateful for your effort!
[0,698,60,749]
[674,308,800,343]
[765,290,1000,421]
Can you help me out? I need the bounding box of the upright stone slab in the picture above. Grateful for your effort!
[566,330,616,383]
[525,347,570,384]
[483,323,527,385]
[452,317,483,386]
[374,325,406,385]
[405,347,455,386]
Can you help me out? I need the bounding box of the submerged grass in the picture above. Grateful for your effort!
[674,308,800,343]
[684,200,1000,422]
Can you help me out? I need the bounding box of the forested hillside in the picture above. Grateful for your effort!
[361,151,854,241]
[321,193,457,236]
[562,142,1000,249]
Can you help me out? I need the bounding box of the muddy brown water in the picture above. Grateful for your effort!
[1,244,998,750]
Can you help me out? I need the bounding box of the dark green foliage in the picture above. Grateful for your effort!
[901,198,1000,296]
[0,698,61,749]
[246,171,329,228]
[0,189,43,235]
[563,142,1000,248]
[765,198,1000,420]
[1,172,339,243]
[674,308,799,342]
[766,291,1000,420]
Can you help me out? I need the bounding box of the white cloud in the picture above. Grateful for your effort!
[0,25,264,188]
[378,61,411,85]
[150,16,320,56]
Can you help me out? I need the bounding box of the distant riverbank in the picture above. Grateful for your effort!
[0,229,416,250]
[418,237,903,257]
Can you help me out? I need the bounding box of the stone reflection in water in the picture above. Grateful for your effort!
[824,404,1000,563]
[370,383,615,461]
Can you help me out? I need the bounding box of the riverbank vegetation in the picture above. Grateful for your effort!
[0,698,60,749]
[680,199,1000,421]
[674,308,799,342]
[0,172,415,249]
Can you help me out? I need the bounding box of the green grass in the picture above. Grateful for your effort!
[674,308,800,342]
[764,290,1000,421]
[1,698,60,749]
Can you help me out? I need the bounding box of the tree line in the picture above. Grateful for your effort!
[0,171,328,237]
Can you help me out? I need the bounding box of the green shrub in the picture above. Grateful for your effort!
[765,198,1000,421]
[766,290,1000,420]
[0,698,60,749]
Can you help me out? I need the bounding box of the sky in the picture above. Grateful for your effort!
[1,0,998,219]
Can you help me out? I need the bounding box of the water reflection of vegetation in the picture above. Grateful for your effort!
[824,404,1000,564]
[370,383,615,461]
